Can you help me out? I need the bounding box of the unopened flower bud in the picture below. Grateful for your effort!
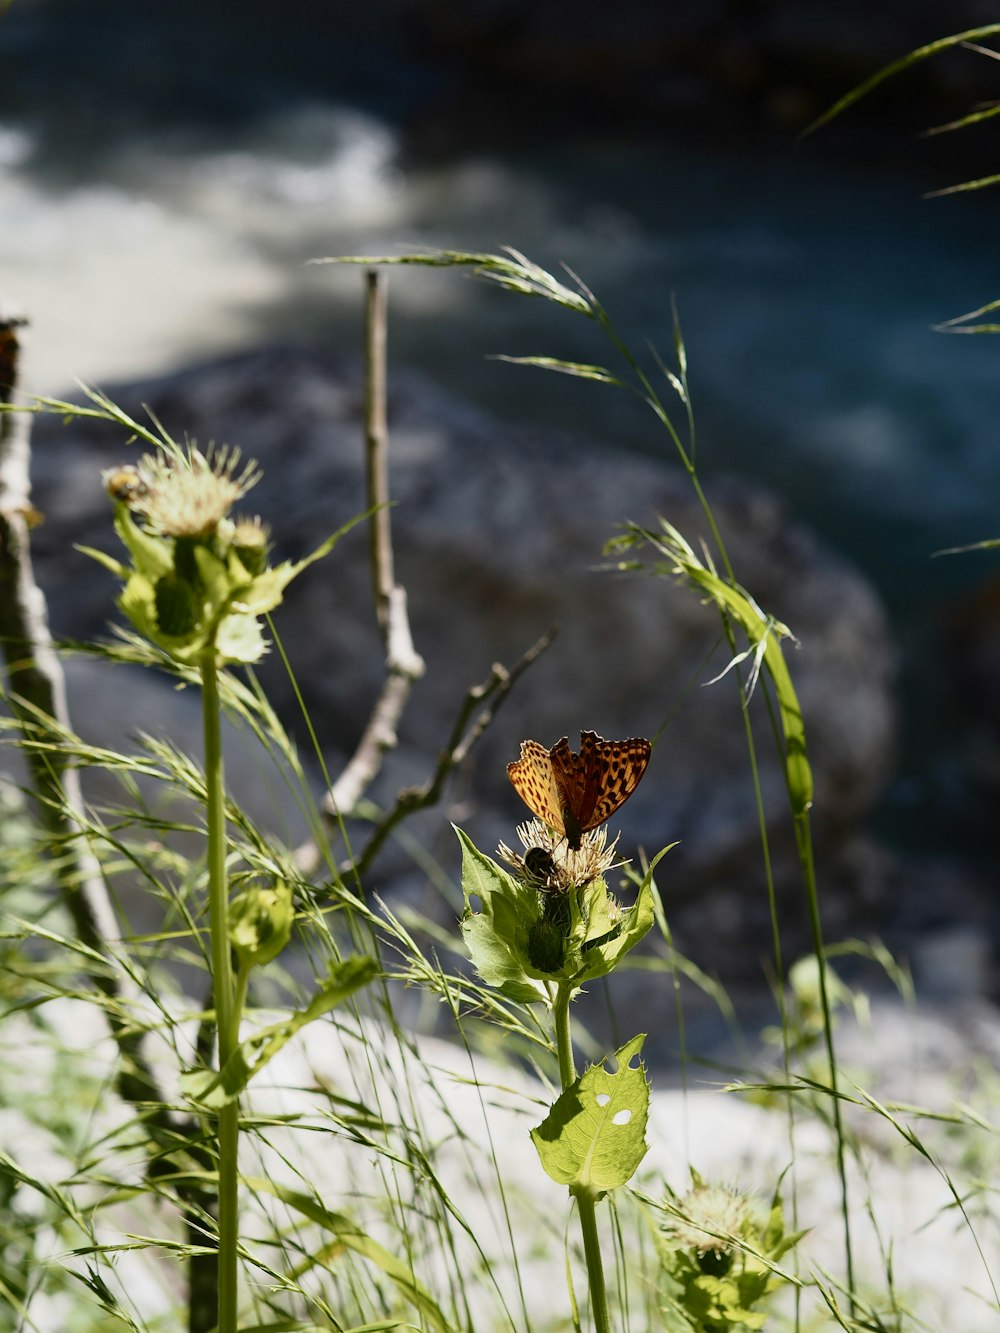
[154,572,200,637]
[228,881,294,970]
[231,515,270,576]
[528,918,566,973]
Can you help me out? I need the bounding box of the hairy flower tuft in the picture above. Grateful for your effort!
[497,819,622,892]
[132,445,260,539]
[661,1181,752,1263]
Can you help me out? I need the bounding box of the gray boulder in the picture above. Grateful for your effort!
[28,344,895,969]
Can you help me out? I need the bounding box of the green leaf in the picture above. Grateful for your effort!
[456,827,547,1002]
[531,1033,649,1193]
[76,544,129,578]
[113,505,174,580]
[492,355,622,385]
[934,536,1000,556]
[804,24,1000,136]
[118,571,169,648]
[193,542,238,613]
[244,1177,452,1333]
[216,610,268,664]
[573,862,658,984]
[925,170,1000,198]
[181,955,378,1108]
[229,881,294,969]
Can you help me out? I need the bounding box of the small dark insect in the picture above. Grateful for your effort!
[524,846,557,883]
[103,465,149,505]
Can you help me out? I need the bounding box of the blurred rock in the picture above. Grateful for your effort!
[28,343,896,969]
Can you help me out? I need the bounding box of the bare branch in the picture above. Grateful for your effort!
[297,271,554,882]
[347,624,557,877]
[365,269,395,629]
[324,583,425,819]
[0,304,218,1330]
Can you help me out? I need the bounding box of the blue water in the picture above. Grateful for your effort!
[3,1,1000,857]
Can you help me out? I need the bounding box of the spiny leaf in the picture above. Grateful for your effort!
[531,1033,649,1193]
[456,826,546,1002]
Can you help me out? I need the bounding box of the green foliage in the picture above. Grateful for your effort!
[808,23,1000,330]
[6,241,997,1331]
[658,1177,802,1332]
[770,955,867,1057]
[611,518,813,816]
[530,1034,649,1194]
[180,955,379,1109]
[246,1176,454,1333]
[456,827,655,998]
[84,498,362,667]
[228,879,295,970]
[456,827,548,1002]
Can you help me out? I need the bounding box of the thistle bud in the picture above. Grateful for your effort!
[527,918,566,973]
[228,881,294,970]
[231,515,270,576]
[154,572,200,637]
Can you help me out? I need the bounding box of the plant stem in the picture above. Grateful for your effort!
[573,1189,612,1333]
[553,981,576,1089]
[202,650,240,1333]
[553,981,612,1333]
[794,812,855,1310]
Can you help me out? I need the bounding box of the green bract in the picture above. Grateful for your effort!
[456,827,655,998]
[81,482,366,667]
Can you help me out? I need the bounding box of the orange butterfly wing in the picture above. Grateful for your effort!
[508,731,651,849]
[506,739,566,836]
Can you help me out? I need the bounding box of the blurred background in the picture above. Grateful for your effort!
[3,0,1000,994]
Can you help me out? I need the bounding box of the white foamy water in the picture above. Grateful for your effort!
[0,106,412,390]
[3,94,1000,585]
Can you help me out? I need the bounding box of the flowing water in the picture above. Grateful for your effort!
[3,2,1000,860]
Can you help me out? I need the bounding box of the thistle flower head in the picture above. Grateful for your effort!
[497,819,622,892]
[661,1181,752,1262]
[131,445,260,539]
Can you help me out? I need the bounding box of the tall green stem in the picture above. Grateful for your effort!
[202,651,240,1333]
[553,981,575,1089]
[573,1190,611,1333]
[794,813,854,1308]
[553,982,612,1333]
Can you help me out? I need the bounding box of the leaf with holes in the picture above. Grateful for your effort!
[531,1033,649,1194]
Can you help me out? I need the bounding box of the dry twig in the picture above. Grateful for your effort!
[296,270,554,879]
[0,304,218,1332]
[347,624,557,878]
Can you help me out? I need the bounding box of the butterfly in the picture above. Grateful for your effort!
[507,730,652,850]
